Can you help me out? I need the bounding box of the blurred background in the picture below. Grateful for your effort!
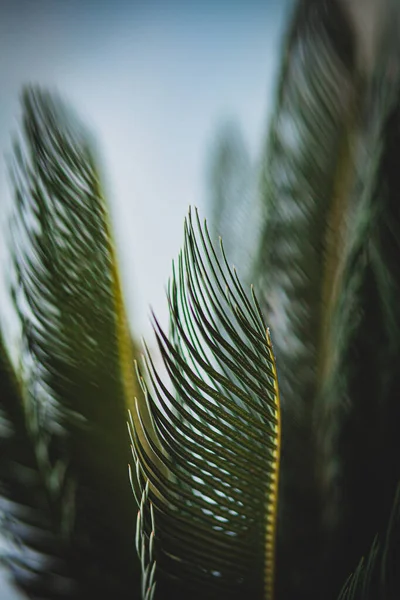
[0,0,290,597]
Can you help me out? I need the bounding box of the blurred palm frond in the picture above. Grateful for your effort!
[253,1,358,595]
[1,87,143,598]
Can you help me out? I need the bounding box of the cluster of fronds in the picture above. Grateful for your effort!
[2,1,400,599]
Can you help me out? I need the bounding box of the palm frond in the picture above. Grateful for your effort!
[253,1,358,595]
[129,208,280,599]
[3,86,144,597]
[317,24,400,594]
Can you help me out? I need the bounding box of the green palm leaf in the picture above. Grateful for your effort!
[129,209,281,599]
[319,29,400,594]
[253,1,359,595]
[2,86,144,597]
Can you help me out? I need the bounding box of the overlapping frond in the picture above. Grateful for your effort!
[253,1,358,596]
[318,28,400,595]
[3,86,142,597]
[129,209,280,599]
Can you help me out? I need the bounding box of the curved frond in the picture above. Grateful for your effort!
[129,209,280,599]
[318,28,400,594]
[4,86,142,597]
[253,1,359,595]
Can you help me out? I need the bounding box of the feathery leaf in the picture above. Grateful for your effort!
[253,1,358,595]
[4,86,142,597]
[129,208,281,599]
[318,21,400,593]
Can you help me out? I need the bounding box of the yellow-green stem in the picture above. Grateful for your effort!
[265,328,281,600]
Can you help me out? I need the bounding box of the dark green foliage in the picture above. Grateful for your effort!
[0,333,77,598]
[319,53,400,596]
[251,0,400,598]
[337,483,400,600]
[253,1,358,596]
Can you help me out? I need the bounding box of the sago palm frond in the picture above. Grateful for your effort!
[1,86,144,598]
[318,30,400,595]
[253,1,358,595]
[129,209,281,599]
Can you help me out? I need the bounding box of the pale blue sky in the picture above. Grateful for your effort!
[0,1,289,595]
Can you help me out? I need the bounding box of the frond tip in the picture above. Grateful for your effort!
[128,208,281,599]
[337,483,400,599]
